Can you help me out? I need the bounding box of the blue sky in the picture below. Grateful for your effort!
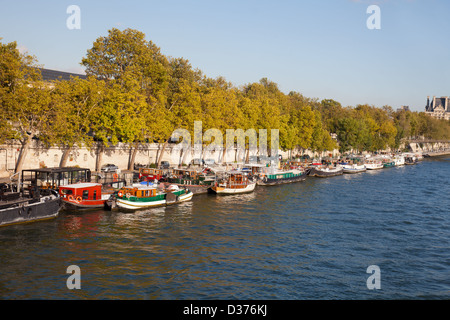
[1,0,449,111]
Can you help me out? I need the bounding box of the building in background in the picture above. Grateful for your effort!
[397,105,410,112]
[425,96,450,120]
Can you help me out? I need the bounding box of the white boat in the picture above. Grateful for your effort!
[209,171,256,194]
[393,155,405,166]
[308,165,344,177]
[364,159,384,170]
[342,164,367,174]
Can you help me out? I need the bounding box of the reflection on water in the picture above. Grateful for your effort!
[0,159,449,299]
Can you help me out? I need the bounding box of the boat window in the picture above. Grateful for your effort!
[60,189,73,195]
[93,190,97,200]
[82,190,89,200]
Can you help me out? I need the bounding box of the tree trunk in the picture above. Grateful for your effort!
[59,146,71,168]
[221,146,227,165]
[181,145,190,167]
[157,139,169,167]
[245,146,250,164]
[128,142,139,170]
[95,144,104,172]
[15,134,33,174]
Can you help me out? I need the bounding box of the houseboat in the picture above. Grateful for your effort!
[308,165,343,177]
[113,183,193,211]
[382,159,396,168]
[59,182,114,210]
[342,164,367,174]
[364,159,384,170]
[256,169,307,186]
[162,168,216,195]
[138,168,166,182]
[405,156,418,165]
[1,183,61,227]
[209,171,256,194]
[393,155,405,166]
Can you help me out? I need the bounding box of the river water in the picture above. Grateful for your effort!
[0,157,449,300]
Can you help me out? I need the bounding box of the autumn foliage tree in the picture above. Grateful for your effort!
[2,30,449,174]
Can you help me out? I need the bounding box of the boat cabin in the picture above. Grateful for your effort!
[59,183,102,202]
[139,168,165,181]
[223,171,250,189]
[168,168,204,184]
[22,167,91,191]
[118,185,158,199]
[171,168,199,178]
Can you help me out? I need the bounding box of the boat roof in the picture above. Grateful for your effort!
[22,167,90,173]
[227,170,249,175]
[122,183,157,190]
[60,182,102,189]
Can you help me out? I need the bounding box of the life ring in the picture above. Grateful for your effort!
[126,193,131,198]
[76,196,82,202]
[68,195,74,201]
[118,192,123,197]
[113,173,118,181]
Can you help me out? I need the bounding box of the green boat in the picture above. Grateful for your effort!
[257,169,307,186]
[383,161,395,168]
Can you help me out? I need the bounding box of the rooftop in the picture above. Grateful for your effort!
[38,68,87,82]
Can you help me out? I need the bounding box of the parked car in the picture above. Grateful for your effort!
[160,161,170,169]
[203,159,215,165]
[101,164,118,173]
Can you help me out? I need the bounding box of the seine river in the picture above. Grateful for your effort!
[0,157,449,300]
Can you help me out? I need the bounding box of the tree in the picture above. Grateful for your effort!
[51,76,105,167]
[0,39,57,174]
[81,28,170,170]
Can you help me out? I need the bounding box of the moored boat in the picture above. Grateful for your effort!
[162,168,216,195]
[308,165,343,177]
[59,182,114,210]
[383,160,395,168]
[257,169,307,186]
[404,156,418,165]
[393,155,405,166]
[1,183,61,227]
[209,171,256,194]
[342,164,367,174]
[113,183,193,210]
[364,159,384,170]
[138,168,166,182]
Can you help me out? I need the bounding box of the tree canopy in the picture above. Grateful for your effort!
[1,29,449,173]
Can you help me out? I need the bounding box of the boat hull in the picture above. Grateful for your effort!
[115,190,193,210]
[343,168,366,174]
[160,182,210,195]
[308,167,343,177]
[62,199,109,210]
[0,195,61,227]
[209,182,256,194]
[365,164,384,170]
[383,162,395,168]
[257,174,306,186]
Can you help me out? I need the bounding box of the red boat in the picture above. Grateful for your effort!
[59,183,113,210]
[138,168,166,181]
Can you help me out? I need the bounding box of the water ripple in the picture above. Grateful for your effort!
[0,158,449,299]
